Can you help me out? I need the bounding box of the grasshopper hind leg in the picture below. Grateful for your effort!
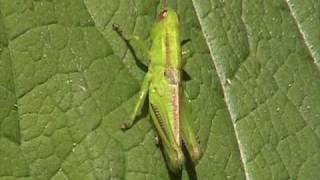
[149,103,184,172]
[180,89,202,164]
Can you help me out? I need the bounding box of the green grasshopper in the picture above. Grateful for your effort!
[113,4,201,173]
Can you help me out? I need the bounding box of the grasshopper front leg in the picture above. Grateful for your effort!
[112,24,150,66]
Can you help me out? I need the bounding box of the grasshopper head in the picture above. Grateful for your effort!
[157,8,179,26]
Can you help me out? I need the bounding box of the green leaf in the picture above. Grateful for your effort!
[192,0,320,179]
[0,0,319,180]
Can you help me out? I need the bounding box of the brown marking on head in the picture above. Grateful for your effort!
[158,9,168,21]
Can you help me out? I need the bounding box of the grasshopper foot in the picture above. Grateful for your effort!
[112,23,129,42]
[120,122,131,131]
[154,135,161,146]
[112,23,121,33]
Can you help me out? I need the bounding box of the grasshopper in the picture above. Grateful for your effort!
[113,4,201,172]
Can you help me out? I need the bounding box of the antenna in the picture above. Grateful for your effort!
[162,0,168,9]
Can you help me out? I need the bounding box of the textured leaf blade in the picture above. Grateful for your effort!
[0,0,319,180]
[192,0,320,179]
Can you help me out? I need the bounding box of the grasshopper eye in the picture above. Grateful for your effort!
[158,9,168,21]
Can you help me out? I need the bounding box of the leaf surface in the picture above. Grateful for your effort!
[0,0,319,180]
